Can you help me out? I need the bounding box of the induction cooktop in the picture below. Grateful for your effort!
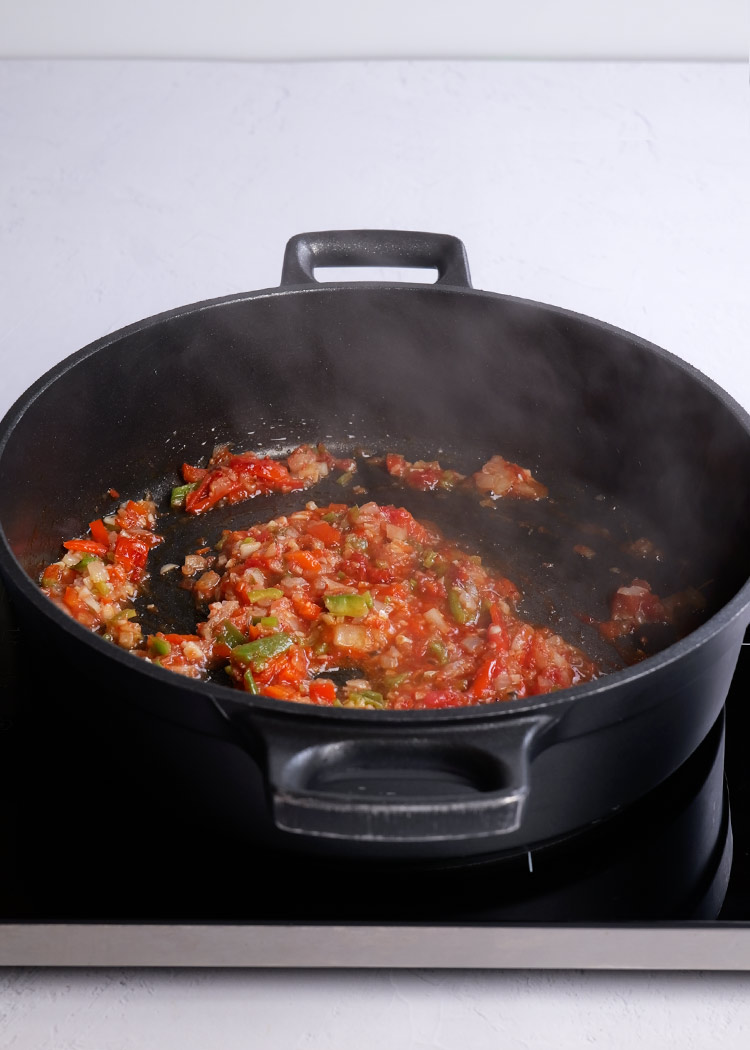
[1,579,749,971]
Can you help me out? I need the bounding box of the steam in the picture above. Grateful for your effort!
[3,281,750,668]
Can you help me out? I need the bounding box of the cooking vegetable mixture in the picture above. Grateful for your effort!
[40,443,695,709]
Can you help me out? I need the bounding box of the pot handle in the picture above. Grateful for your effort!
[218,707,553,843]
[280,229,473,289]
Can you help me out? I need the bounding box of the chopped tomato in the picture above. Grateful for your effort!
[286,550,323,574]
[263,684,302,701]
[293,595,323,621]
[306,520,342,545]
[182,463,207,483]
[420,690,467,709]
[472,455,548,500]
[597,578,676,642]
[114,534,151,578]
[309,679,337,704]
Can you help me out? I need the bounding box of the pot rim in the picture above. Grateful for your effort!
[2,278,750,726]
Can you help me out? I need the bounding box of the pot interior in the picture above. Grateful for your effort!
[2,285,750,674]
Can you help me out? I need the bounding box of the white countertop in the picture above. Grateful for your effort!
[1,58,750,1047]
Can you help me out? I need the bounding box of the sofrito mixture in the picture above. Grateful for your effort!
[174,442,356,514]
[39,443,695,709]
[40,499,162,651]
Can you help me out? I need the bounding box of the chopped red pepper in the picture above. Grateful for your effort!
[471,657,499,697]
[89,518,111,546]
[63,539,108,556]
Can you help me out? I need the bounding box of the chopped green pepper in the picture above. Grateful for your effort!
[246,587,284,603]
[231,632,293,669]
[148,635,171,657]
[243,668,260,694]
[219,620,247,647]
[428,639,449,665]
[336,471,353,487]
[75,553,97,572]
[321,511,339,523]
[344,534,368,552]
[432,556,449,577]
[259,616,279,628]
[345,689,386,709]
[170,482,198,508]
[324,593,370,618]
[449,587,469,624]
[422,550,438,568]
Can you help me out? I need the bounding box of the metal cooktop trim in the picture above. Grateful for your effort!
[2,922,750,970]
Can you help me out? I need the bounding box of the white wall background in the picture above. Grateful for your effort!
[0,0,748,60]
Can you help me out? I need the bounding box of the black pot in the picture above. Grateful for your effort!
[1,229,749,861]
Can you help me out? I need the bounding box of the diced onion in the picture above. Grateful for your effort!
[424,607,450,634]
[86,559,109,584]
[243,567,266,588]
[182,554,208,576]
[80,589,102,614]
[385,523,408,542]
[195,570,221,593]
[182,641,205,663]
[332,624,368,649]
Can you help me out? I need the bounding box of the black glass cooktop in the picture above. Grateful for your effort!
[1,578,747,935]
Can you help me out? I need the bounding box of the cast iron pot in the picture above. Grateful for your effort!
[1,229,749,861]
